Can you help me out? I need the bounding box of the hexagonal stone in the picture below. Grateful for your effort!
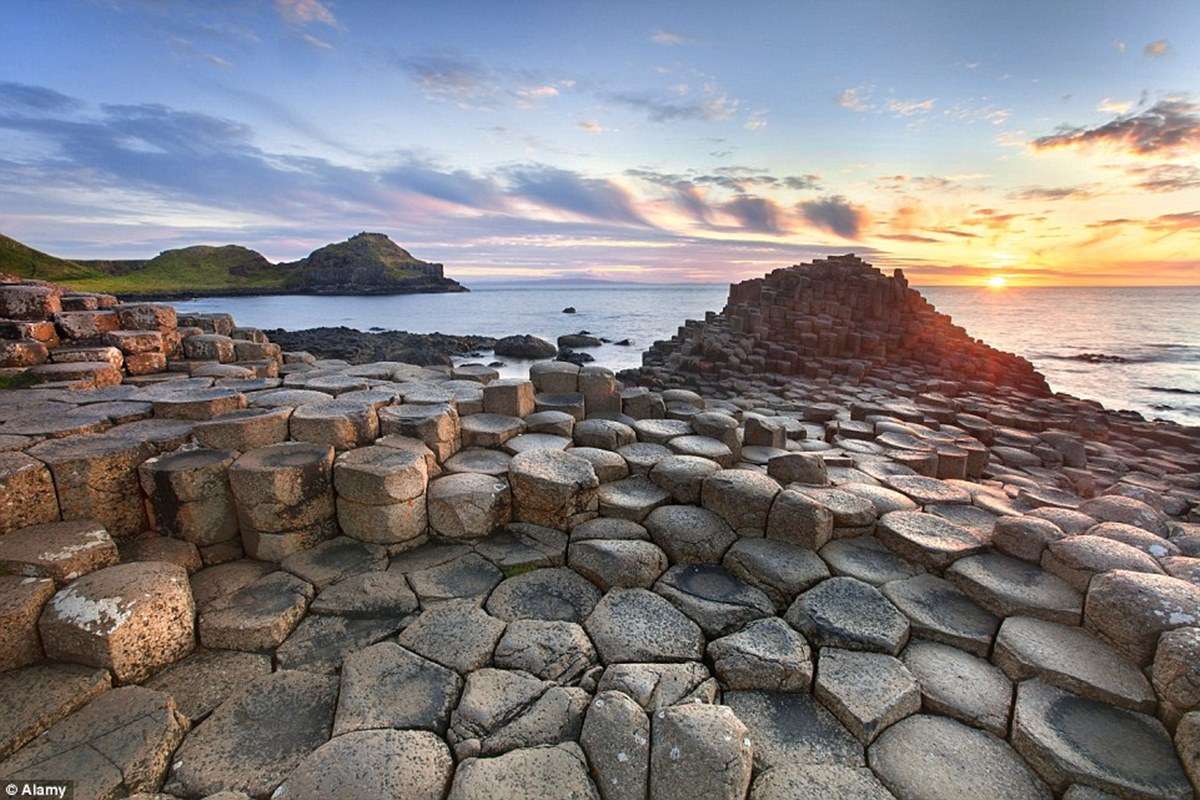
[1042,534,1166,591]
[644,504,736,564]
[280,536,387,590]
[868,714,1051,800]
[648,455,720,504]
[749,764,895,800]
[27,433,153,537]
[568,538,669,590]
[668,435,735,466]
[1079,495,1170,537]
[584,588,704,664]
[448,742,597,800]
[618,442,673,474]
[995,615,1155,713]
[188,559,273,609]
[708,616,813,692]
[274,612,402,674]
[461,412,526,448]
[333,445,427,504]
[815,648,920,744]
[820,536,924,586]
[1176,712,1200,792]
[494,619,598,684]
[793,486,878,529]
[0,519,118,585]
[0,687,187,799]
[1012,679,1191,799]
[192,406,291,451]
[596,662,716,710]
[653,564,774,637]
[164,670,337,798]
[722,537,829,612]
[142,647,272,721]
[38,561,194,683]
[902,639,1012,736]
[198,570,313,651]
[448,667,588,758]
[273,729,453,800]
[650,704,752,800]
[570,517,647,542]
[723,690,864,771]
[881,475,972,506]
[426,473,513,539]
[580,690,649,800]
[406,552,503,605]
[228,442,335,558]
[597,475,671,521]
[573,418,636,450]
[567,446,628,483]
[509,449,600,529]
[0,452,59,535]
[444,447,512,476]
[1085,570,1200,666]
[397,599,507,673]
[0,663,111,760]
[876,510,988,569]
[947,552,1083,625]
[0,574,53,671]
[786,576,909,655]
[766,488,835,550]
[504,432,572,455]
[881,574,1000,657]
[632,418,691,444]
[993,514,1068,563]
[486,567,602,622]
[1153,627,1200,715]
[701,469,781,533]
[309,571,416,620]
[334,641,462,736]
[535,392,586,421]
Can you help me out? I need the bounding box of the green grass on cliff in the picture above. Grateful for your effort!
[67,245,289,294]
[0,234,106,282]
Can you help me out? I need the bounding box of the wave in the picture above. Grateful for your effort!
[1144,385,1200,395]
[1042,352,1128,364]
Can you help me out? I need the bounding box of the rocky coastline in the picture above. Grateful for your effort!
[263,326,496,367]
[111,281,470,302]
[0,260,1197,800]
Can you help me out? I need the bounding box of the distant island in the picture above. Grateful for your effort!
[0,231,468,299]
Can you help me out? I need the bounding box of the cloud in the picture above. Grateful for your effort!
[1143,39,1170,58]
[879,233,940,243]
[1122,163,1200,192]
[275,0,338,28]
[1114,40,1127,53]
[398,54,494,106]
[650,30,686,46]
[383,157,507,210]
[0,82,82,113]
[837,87,871,112]
[798,195,867,238]
[1097,98,1133,114]
[720,195,787,234]
[744,111,768,131]
[578,120,605,134]
[1030,99,1200,156]
[607,86,738,122]
[1146,210,1200,233]
[301,32,333,50]
[503,164,649,226]
[887,98,935,117]
[1010,185,1094,201]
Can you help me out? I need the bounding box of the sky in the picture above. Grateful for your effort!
[1,0,1199,285]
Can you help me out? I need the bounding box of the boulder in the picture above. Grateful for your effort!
[649,704,753,800]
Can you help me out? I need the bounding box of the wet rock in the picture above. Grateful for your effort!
[868,714,1051,800]
[723,690,864,771]
[881,574,1000,657]
[486,567,602,623]
[1012,678,1191,799]
[786,576,909,655]
[164,670,337,799]
[654,563,774,637]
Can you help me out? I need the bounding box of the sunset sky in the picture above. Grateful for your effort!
[2,0,1199,285]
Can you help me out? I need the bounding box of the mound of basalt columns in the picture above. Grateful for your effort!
[0,269,1197,800]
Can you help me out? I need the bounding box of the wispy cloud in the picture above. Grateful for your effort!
[607,85,738,122]
[798,195,868,238]
[1143,39,1170,58]
[1009,185,1095,201]
[887,98,935,116]
[301,32,333,50]
[578,120,605,134]
[1097,98,1133,114]
[650,30,687,46]
[744,111,768,131]
[1120,163,1200,193]
[837,87,872,112]
[275,0,338,28]
[1114,40,1127,54]
[1030,98,1200,157]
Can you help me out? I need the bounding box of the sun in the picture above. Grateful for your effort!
[986,274,1008,289]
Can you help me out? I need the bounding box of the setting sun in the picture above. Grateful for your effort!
[987,275,1008,289]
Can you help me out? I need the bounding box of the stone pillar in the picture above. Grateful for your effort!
[229,442,337,561]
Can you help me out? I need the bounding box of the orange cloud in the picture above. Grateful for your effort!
[1030,99,1200,157]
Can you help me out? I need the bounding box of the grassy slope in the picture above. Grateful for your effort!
[66,245,291,293]
[0,234,105,282]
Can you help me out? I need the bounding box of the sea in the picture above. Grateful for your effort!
[173,283,1200,426]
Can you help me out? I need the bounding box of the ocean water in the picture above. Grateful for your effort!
[173,283,1200,425]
